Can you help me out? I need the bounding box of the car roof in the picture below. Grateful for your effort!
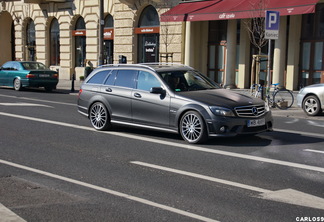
[98,63,194,72]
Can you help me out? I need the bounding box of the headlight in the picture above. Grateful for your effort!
[264,101,270,112]
[209,106,235,117]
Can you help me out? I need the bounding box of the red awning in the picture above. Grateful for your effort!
[161,0,319,22]
[161,0,221,22]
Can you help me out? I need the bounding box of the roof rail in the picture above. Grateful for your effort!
[140,62,193,69]
[98,63,156,72]
[98,62,193,72]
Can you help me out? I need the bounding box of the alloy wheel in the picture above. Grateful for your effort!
[89,102,110,130]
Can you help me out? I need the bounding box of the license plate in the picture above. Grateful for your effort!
[247,118,265,127]
[39,74,50,78]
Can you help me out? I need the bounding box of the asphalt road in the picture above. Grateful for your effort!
[0,87,324,222]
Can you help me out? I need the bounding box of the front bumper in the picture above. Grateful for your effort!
[206,111,273,137]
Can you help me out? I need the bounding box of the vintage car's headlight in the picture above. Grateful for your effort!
[209,106,235,117]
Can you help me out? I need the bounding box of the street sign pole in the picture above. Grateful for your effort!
[265,11,280,97]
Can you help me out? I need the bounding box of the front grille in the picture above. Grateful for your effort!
[234,105,265,118]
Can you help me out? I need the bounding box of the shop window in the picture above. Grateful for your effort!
[137,6,160,63]
[300,3,324,86]
[208,20,227,84]
[74,17,86,67]
[26,20,36,61]
[103,14,114,64]
[50,18,60,66]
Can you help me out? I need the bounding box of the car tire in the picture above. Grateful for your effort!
[180,111,208,144]
[14,78,22,91]
[45,86,53,92]
[303,95,322,116]
[89,102,111,130]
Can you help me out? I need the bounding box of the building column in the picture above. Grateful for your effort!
[238,19,251,89]
[184,21,195,67]
[272,16,287,87]
[224,19,237,88]
[286,15,302,90]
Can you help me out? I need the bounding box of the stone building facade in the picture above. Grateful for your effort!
[1,0,324,90]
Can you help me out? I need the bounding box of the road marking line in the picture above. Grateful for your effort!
[0,102,53,108]
[0,159,218,222]
[274,128,324,139]
[0,94,75,106]
[304,149,324,154]
[131,161,324,210]
[131,161,269,193]
[0,203,26,222]
[1,111,324,173]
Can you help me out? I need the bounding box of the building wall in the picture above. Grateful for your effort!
[0,0,322,89]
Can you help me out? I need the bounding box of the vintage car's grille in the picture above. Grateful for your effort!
[234,105,265,118]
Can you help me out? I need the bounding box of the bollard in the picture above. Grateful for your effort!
[71,73,75,92]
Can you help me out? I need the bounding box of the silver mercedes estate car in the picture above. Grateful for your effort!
[77,63,273,144]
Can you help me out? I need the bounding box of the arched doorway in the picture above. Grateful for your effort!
[26,19,36,61]
[50,18,60,66]
[73,17,86,67]
[136,6,160,63]
[0,11,14,64]
[103,14,114,64]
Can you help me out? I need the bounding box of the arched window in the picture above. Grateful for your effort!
[103,14,114,64]
[50,18,60,65]
[74,17,86,67]
[26,19,36,61]
[137,6,160,63]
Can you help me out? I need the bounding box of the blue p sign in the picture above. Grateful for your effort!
[265,11,280,39]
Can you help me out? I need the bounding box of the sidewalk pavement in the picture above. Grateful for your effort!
[55,79,321,120]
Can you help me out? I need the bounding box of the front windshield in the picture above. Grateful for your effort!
[158,70,220,92]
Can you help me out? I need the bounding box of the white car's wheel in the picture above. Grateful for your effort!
[303,95,322,116]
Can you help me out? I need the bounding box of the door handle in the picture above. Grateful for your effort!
[134,93,141,98]
[105,88,112,92]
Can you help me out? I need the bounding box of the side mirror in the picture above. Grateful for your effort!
[150,87,165,94]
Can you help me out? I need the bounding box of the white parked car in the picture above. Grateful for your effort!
[297,83,324,116]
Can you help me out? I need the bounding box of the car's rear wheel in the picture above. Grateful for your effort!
[89,102,111,130]
[180,111,208,144]
[14,78,22,91]
[303,95,322,116]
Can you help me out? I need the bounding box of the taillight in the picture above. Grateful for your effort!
[26,74,36,78]
[53,73,58,78]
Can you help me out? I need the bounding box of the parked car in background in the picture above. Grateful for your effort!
[0,61,58,91]
[297,83,324,116]
[77,63,273,144]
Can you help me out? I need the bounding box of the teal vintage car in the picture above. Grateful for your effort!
[0,61,58,91]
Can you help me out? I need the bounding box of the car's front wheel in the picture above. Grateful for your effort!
[89,102,111,130]
[303,95,322,116]
[180,111,208,144]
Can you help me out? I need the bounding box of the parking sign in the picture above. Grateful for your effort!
[265,11,280,39]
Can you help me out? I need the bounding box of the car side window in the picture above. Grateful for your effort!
[137,71,161,91]
[114,70,137,88]
[104,70,117,85]
[12,63,20,71]
[87,70,110,84]
[2,62,13,70]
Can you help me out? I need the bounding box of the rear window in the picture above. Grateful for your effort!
[22,62,47,70]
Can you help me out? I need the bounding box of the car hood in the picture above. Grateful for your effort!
[176,89,263,108]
